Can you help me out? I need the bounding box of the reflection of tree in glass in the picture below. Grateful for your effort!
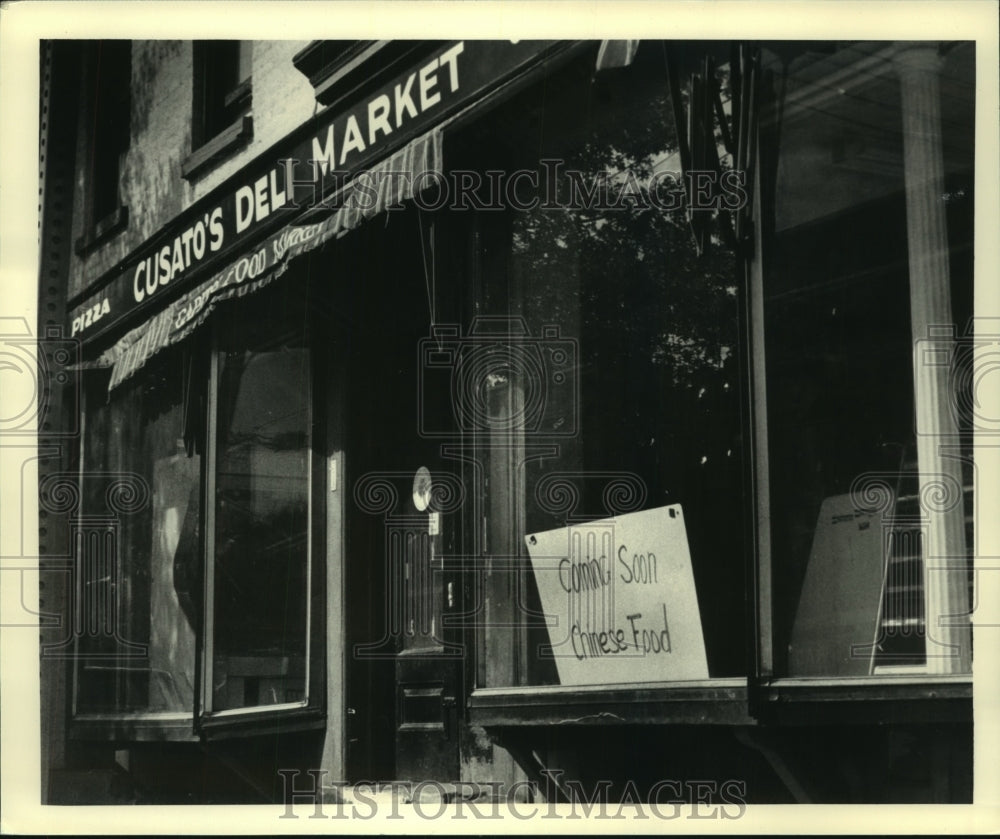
[506,52,747,680]
[512,83,736,392]
[512,63,741,528]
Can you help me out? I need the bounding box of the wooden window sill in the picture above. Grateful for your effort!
[74,205,128,255]
[469,675,973,728]
[469,679,752,727]
[182,114,253,181]
[69,705,325,742]
[69,713,197,742]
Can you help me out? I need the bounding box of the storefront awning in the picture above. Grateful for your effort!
[92,40,643,392]
[100,128,442,391]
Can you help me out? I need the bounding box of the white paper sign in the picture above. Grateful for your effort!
[525,505,709,685]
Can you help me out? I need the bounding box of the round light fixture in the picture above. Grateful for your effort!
[412,466,433,512]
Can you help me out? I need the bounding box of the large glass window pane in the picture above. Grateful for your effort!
[209,299,311,712]
[76,353,200,715]
[758,42,974,678]
[460,43,743,688]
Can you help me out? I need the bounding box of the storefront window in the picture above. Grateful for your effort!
[460,43,744,689]
[73,286,315,722]
[757,41,974,678]
[76,352,199,715]
[206,296,312,712]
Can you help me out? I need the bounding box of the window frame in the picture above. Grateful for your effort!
[198,330,317,726]
[181,40,254,182]
[457,42,754,701]
[69,304,326,741]
[748,40,975,697]
[69,355,201,739]
[463,39,976,732]
[74,39,131,255]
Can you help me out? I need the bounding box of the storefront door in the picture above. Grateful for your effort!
[390,466,463,783]
[340,212,462,783]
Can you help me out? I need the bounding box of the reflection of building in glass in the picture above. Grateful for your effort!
[36,36,978,805]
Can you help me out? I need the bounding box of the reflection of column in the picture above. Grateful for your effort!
[894,44,971,674]
[149,453,198,709]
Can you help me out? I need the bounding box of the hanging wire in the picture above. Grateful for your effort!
[417,209,435,334]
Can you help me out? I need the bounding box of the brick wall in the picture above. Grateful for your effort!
[69,39,316,301]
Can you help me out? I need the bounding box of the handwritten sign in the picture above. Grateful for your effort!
[524,505,708,686]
